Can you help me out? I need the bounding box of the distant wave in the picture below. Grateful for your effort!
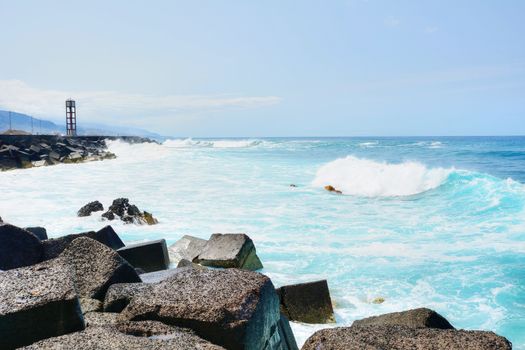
[163,138,263,148]
[358,141,379,148]
[312,156,452,197]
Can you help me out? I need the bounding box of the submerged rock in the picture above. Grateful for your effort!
[21,324,225,350]
[168,235,208,265]
[302,325,512,350]
[102,198,158,225]
[194,233,263,271]
[77,200,104,217]
[352,307,454,329]
[60,237,141,300]
[0,258,84,349]
[120,268,291,350]
[276,280,335,324]
[324,185,342,194]
[0,223,43,270]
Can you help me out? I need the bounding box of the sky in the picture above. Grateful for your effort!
[0,0,524,137]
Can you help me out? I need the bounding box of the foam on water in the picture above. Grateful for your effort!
[312,156,452,197]
[1,137,524,348]
[163,138,263,148]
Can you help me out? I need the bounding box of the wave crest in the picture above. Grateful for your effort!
[312,156,452,197]
[163,138,262,148]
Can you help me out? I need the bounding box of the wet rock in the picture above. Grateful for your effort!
[21,324,225,350]
[24,226,48,240]
[353,307,454,329]
[168,234,207,265]
[194,233,263,271]
[277,313,299,350]
[117,239,169,272]
[177,258,206,269]
[301,325,512,350]
[0,258,85,349]
[42,225,124,260]
[324,185,342,194]
[0,216,2,223]
[77,200,104,217]
[60,237,141,300]
[102,198,158,225]
[104,283,153,312]
[121,268,288,350]
[0,223,43,270]
[79,298,103,314]
[276,280,335,324]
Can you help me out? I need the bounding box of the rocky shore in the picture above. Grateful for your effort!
[0,135,153,171]
[0,220,513,349]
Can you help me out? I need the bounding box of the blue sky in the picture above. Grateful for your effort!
[0,0,524,136]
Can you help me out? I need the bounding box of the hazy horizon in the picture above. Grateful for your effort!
[0,1,524,137]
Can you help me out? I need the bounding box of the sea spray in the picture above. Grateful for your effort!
[312,156,452,197]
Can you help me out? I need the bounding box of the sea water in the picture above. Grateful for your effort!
[1,136,524,347]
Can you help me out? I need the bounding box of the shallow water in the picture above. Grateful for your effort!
[1,136,524,347]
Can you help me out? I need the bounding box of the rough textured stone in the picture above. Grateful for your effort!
[117,239,169,272]
[79,298,103,314]
[277,280,335,324]
[60,237,141,300]
[83,312,120,327]
[77,200,104,217]
[24,226,48,240]
[121,268,287,350]
[0,223,43,270]
[194,233,263,271]
[352,307,454,330]
[301,325,512,350]
[104,283,153,312]
[42,225,124,260]
[139,268,187,283]
[21,324,225,350]
[0,258,84,349]
[168,234,208,265]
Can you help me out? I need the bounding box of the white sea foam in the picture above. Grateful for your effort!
[312,156,452,197]
[358,141,379,148]
[163,138,262,148]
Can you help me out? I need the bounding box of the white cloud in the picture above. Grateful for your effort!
[0,80,281,125]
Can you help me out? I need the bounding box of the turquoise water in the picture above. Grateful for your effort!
[1,136,524,347]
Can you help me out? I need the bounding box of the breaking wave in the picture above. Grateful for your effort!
[163,138,263,148]
[312,156,452,197]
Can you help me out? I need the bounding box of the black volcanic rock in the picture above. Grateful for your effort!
[120,268,291,350]
[60,237,141,300]
[102,198,158,225]
[352,307,454,330]
[0,224,43,270]
[77,201,104,217]
[0,258,84,349]
[302,325,512,350]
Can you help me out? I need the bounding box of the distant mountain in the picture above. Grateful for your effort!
[0,110,163,139]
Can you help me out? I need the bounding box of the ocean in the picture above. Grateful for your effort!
[1,136,524,347]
